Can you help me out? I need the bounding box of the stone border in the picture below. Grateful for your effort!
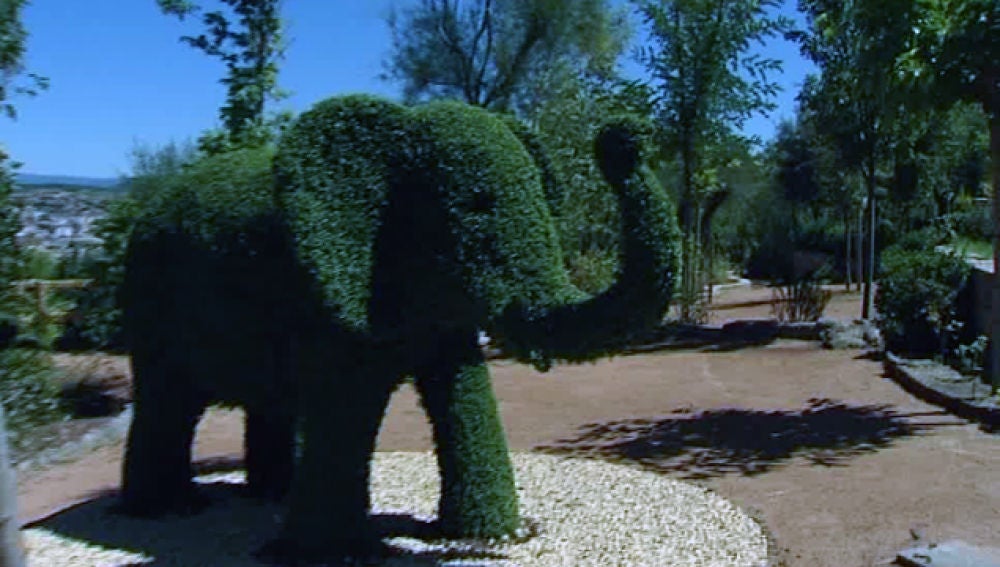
[884,353,999,431]
[15,406,133,474]
[485,319,836,360]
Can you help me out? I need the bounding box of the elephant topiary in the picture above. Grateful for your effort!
[119,94,679,562]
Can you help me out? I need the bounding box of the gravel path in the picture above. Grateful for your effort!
[24,452,767,566]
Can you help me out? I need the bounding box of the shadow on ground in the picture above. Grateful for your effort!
[534,398,959,479]
[24,477,504,566]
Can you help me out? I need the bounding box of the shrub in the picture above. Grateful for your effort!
[876,247,973,358]
[887,224,952,254]
[946,205,991,242]
[771,277,833,322]
[0,348,65,451]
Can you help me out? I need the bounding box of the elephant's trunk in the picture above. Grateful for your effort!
[495,120,679,370]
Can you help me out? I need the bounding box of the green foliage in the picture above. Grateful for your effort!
[952,334,988,376]
[876,246,973,358]
[2,4,50,564]
[123,146,287,341]
[633,0,790,321]
[18,247,58,280]
[58,141,198,351]
[526,74,656,294]
[634,0,791,142]
[272,95,411,333]
[950,236,992,261]
[889,224,952,253]
[413,100,578,315]
[946,206,992,243]
[157,0,287,142]
[894,0,999,111]
[273,95,640,336]
[415,354,519,538]
[498,118,679,365]
[0,0,47,120]
[0,348,65,451]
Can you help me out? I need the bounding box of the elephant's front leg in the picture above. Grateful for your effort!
[265,364,397,562]
[415,338,520,538]
[120,352,207,516]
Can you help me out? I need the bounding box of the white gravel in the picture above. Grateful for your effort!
[23,452,768,566]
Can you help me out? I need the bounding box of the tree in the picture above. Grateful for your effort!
[632,0,790,321]
[793,0,914,319]
[156,0,287,150]
[0,1,45,564]
[382,0,630,112]
[818,0,999,387]
[891,0,1000,389]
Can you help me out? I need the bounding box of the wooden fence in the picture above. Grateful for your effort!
[8,279,94,322]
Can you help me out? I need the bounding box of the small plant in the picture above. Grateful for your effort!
[770,274,833,323]
[671,284,710,325]
[950,334,988,377]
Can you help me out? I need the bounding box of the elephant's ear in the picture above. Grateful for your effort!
[412,101,579,317]
[273,95,412,334]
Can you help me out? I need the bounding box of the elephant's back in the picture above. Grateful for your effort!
[122,147,298,356]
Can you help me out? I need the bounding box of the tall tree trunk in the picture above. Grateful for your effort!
[988,104,999,393]
[679,138,696,322]
[844,208,852,291]
[0,404,25,567]
[863,163,877,320]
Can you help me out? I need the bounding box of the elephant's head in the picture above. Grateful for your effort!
[273,95,678,367]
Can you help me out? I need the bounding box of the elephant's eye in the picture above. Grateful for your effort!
[468,190,496,213]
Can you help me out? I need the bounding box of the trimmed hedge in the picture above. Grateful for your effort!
[120,146,302,515]
[271,95,410,334]
[124,94,678,561]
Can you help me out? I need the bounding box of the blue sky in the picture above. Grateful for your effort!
[4,1,815,179]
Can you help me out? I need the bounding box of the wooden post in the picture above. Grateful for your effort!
[0,403,25,567]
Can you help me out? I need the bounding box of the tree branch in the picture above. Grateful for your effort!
[434,0,477,103]
[483,10,546,108]
[470,0,493,105]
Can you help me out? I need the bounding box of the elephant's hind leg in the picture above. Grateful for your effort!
[415,339,520,538]
[119,353,207,516]
[243,409,296,500]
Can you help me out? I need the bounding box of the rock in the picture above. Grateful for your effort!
[822,319,872,350]
[776,321,823,340]
[896,540,1000,567]
[721,319,779,343]
[58,363,131,418]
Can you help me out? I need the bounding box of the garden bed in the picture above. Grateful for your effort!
[884,353,1000,431]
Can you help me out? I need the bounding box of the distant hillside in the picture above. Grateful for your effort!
[15,172,123,189]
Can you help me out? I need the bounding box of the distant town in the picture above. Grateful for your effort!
[11,174,124,257]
